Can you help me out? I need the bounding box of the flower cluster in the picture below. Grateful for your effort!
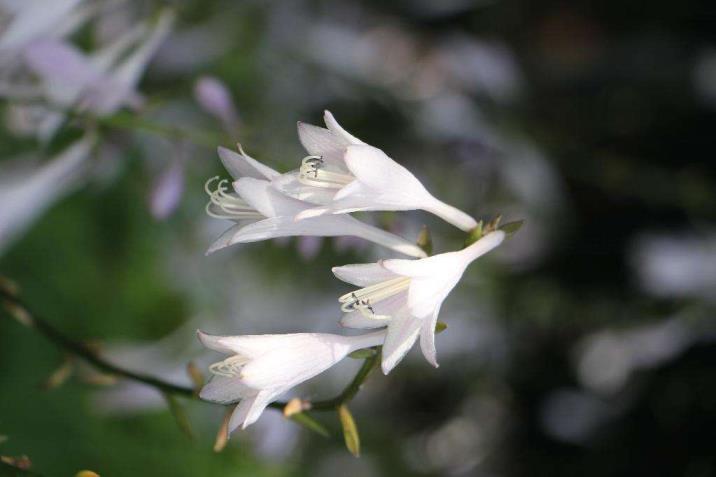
[0,1,174,253]
[198,111,507,434]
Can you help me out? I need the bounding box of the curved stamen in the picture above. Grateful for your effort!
[339,277,410,319]
[208,354,249,378]
[204,177,264,220]
[298,155,354,189]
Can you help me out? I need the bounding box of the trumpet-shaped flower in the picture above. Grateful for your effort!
[205,147,426,258]
[333,230,505,373]
[197,329,386,432]
[282,111,477,231]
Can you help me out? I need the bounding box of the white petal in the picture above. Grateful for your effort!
[421,198,478,232]
[458,230,506,261]
[239,334,354,389]
[297,122,348,166]
[206,223,247,255]
[227,215,345,242]
[340,312,390,329]
[23,40,99,105]
[333,180,361,201]
[0,0,80,52]
[234,177,305,218]
[332,263,399,287]
[381,308,422,374]
[217,146,278,181]
[344,145,428,203]
[271,172,336,205]
[419,305,442,368]
[323,110,365,145]
[199,375,252,404]
[0,134,94,254]
[149,159,184,220]
[194,76,238,127]
[228,389,278,432]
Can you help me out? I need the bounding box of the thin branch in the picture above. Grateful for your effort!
[0,287,378,413]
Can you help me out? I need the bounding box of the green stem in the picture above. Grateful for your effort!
[0,288,378,412]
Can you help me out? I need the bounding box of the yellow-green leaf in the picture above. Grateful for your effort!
[338,405,360,457]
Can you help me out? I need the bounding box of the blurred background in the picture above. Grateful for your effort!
[1,0,715,475]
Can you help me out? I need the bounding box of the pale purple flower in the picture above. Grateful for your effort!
[194,75,239,132]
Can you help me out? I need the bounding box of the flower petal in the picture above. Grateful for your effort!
[234,177,305,218]
[199,375,252,404]
[239,335,353,389]
[323,110,365,145]
[381,308,422,374]
[340,312,390,329]
[228,389,279,432]
[297,121,348,166]
[217,146,278,181]
[206,223,248,255]
[332,263,399,287]
[344,145,428,202]
[419,305,442,368]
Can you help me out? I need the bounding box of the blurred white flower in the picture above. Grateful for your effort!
[0,133,95,254]
[2,9,174,141]
[631,232,716,302]
[287,111,477,231]
[333,230,505,373]
[197,329,386,432]
[0,0,86,60]
[205,146,426,258]
[149,155,185,220]
[194,75,239,133]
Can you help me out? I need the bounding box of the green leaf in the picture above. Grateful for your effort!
[338,405,360,457]
[416,225,433,256]
[500,219,525,236]
[289,412,330,438]
[434,321,448,334]
[464,220,484,247]
[162,393,193,439]
[348,348,377,359]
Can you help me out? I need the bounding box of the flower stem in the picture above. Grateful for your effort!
[0,286,380,413]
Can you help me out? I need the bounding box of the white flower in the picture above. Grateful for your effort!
[2,9,174,141]
[197,329,386,432]
[280,110,477,231]
[0,133,95,254]
[332,230,505,373]
[204,146,427,258]
[0,0,86,59]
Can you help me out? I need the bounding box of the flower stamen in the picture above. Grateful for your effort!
[298,155,354,189]
[204,176,264,220]
[208,354,249,378]
[339,276,411,319]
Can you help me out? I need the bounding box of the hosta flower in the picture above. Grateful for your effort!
[333,230,505,373]
[197,329,386,432]
[2,9,174,141]
[205,147,426,258]
[0,133,95,254]
[280,111,477,231]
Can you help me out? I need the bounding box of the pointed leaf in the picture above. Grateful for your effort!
[288,412,329,438]
[42,356,73,390]
[500,219,524,236]
[213,408,232,453]
[338,405,360,457]
[162,393,193,439]
[416,225,433,256]
[348,348,377,359]
[434,321,448,334]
